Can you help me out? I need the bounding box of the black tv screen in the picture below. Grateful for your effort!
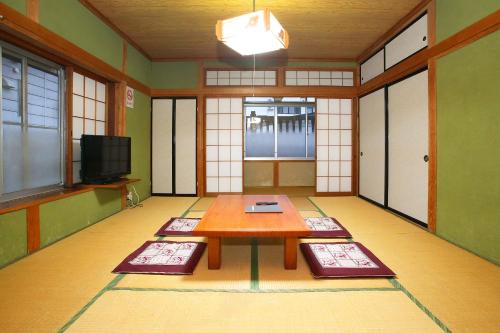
[81,135,131,184]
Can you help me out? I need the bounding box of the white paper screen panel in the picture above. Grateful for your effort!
[206,70,276,86]
[72,72,106,183]
[361,49,385,84]
[175,99,197,195]
[388,70,428,223]
[152,99,173,194]
[205,98,243,193]
[286,70,354,86]
[359,89,385,205]
[316,98,352,193]
[385,14,428,69]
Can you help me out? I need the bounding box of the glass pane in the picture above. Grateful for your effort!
[26,64,62,188]
[277,106,306,158]
[27,64,59,129]
[307,107,315,158]
[27,127,61,188]
[244,106,275,158]
[2,54,23,194]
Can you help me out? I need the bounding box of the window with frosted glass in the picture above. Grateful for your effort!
[72,72,107,183]
[1,44,64,200]
[244,97,315,159]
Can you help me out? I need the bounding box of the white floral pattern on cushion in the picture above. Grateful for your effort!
[165,218,201,232]
[129,242,197,266]
[304,217,343,231]
[309,243,379,269]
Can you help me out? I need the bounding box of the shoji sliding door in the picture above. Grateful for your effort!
[174,99,197,195]
[205,98,243,194]
[359,88,385,205]
[152,99,173,194]
[152,97,197,195]
[316,98,352,193]
[387,70,428,224]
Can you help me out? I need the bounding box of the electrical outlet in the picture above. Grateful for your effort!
[127,191,133,201]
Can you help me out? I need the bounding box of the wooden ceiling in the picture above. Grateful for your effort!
[85,0,423,60]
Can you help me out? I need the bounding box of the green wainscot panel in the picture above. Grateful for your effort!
[0,210,27,268]
[40,190,121,247]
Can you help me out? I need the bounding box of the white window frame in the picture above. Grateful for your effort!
[0,41,65,202]
[244,97,316,160]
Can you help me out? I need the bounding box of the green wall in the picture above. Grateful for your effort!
[127,45,152,86]
[2,0,26,14]
[436,0,499,42]
[0,210,27,268]
[40,190,121,247]
[151,61,199,89]
[126,91,151,200]
[436,31,500,265]
[39,0,123,70]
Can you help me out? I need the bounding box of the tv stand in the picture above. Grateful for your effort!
[77,178,140,209]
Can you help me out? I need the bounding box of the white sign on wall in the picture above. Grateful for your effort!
[126,86,134,108]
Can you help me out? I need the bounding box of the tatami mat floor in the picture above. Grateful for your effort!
[0,196,498,332]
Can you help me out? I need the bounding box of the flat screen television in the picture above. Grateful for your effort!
[81,135,131,184]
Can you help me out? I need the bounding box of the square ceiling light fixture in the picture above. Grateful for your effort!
[216,8,289,56]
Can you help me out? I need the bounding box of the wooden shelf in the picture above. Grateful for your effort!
[0,187,94,215]
[77,178,140,189]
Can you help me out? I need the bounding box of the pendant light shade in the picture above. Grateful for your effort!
[216,8,289,56]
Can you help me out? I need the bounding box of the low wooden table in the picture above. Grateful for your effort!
[193,195,310,269]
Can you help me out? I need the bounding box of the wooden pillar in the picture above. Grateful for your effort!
[26,205,40,254]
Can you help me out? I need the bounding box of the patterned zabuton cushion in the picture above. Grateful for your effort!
[303,217,352,238]
[300,242,395,278]
[112,241,206,275]
[155,218,201,236]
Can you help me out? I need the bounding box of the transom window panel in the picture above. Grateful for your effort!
[285,70,354,87]
[72,72,107,183]
[1,43,64,201]
[206,70,276,86]
[205,98,243,193]
[244,97,315,159]
[316,98,352,193]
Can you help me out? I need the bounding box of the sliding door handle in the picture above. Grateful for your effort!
[360,152,363,156]
[423,155,429,162]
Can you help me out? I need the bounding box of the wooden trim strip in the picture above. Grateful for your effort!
[153,56,357,62]
[357,0,432,63]
[26,0,39,22]
[26,205,40,253]
[0,3,150,95]
[78,0,152,61]
[65,67,74,187]
[427,59,437,232]
[152,86,358,98]
[122,40,127,73]
[358,10,500,95]
[0,188,94,215]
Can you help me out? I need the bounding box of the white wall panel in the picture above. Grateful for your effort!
[359,88,385,205]
[388,70,429,223]
[175,99,197,194]
[152,99,173,194]
[361,49,385,84]
[385,14,428,69]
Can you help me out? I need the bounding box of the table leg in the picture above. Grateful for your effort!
[284,237,297,269]
[208,237,221,269]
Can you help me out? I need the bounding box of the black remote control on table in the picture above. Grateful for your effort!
[255,201,278,206]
